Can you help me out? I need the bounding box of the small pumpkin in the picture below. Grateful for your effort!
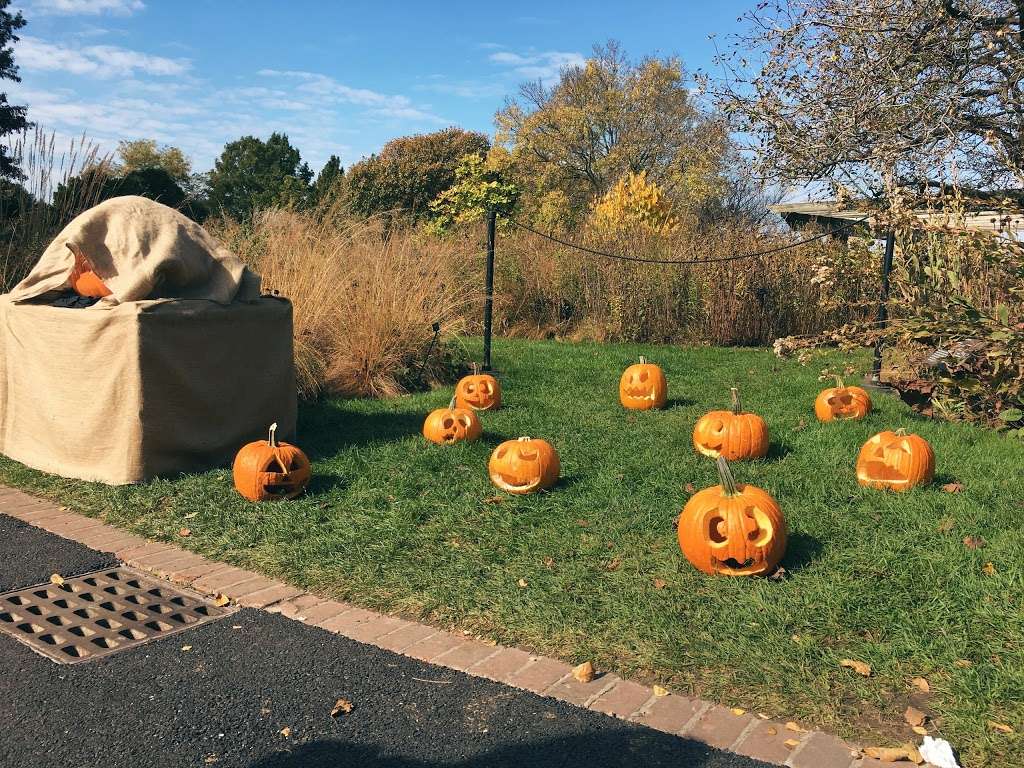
[488,437,560,494]
[66,242,111,298]
[455,363,502,411]
[677,456,787,577]
[856,428,934,491]
[423,397,482,445]
[814,376,872,422]
[692,387,769,460]
[619,356,667,410]
[233,422,311,501]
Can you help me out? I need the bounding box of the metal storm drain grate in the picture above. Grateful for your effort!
[0,566,235,664]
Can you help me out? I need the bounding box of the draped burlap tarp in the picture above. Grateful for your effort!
[0,196,295,485]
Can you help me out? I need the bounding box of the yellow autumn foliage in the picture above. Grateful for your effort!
[589,171,680,237]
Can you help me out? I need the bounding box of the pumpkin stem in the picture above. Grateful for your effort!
[834,374,846,389]
[639,355,647,365]
[518,436,531,442]
[730,387,742,415]
[472,362,478,375]
[895,427,908,436]
[268,422,278,448]
[716,456,740,497]
[448,396,457,410]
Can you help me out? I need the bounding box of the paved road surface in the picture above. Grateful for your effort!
[0,514,772,768]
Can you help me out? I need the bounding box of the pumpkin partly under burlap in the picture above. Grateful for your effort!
[233,422,311,501]
[677,456,786,576]
[692,387,769,460]
[488,437,560,494]
[455,363,502,411]
[423,397,482,445]
[619,356,667,410]
[856,429,934,491]
[67,242,111,298]
[815,376,872,422]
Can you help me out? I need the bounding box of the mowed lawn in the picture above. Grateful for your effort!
[1,338,1022,766]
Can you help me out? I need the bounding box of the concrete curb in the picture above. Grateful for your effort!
[0,485,873,768]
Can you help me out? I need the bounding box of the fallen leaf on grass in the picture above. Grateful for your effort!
[203,755,218,764]
[49,573,64,586]
[331,698,353,717]
[181,645,192,652]
[941,482,964,493]
[785,721,805,732]
[793,418,807,432]
[784,739,801,749]
[911,725,929,735]
[904,706,927,727]
[954,659,972,668]
[937,517,955,533]
[767,566,788,581]
[963,535,986,550]
[652,685,669,697]
[652,578,667,590]
[178,527,191,537]
[279,727,291,738]
[684,483,696,494]
[605,556,622,572]
[482,496,505,505]
[863,745,923,764]
[910,677,931,693]
[213,594,230,607]
[988,721,1014,734]
[982,562,997,575]
[542,557,554,569]
[517,578,528,588]
[184,512,199,520]
[840,659,872,676]
[572,661,595,683]
[730,707,746,716]
[576,519,589,527]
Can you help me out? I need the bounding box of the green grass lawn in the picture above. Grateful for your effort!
[2,338,1022,766]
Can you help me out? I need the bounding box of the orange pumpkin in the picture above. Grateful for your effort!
[423,397,482,445]
[488,437,560,494]
[66,242,112,298]
[455,363,502,411]
[233,423,311,501]
[856,429,934,491]
[692,387,769,460]
[677,456,786,577]
[619,356,667,410]
[814,376,872,422]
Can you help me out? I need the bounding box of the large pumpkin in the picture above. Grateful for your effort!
[856,429,934,491]
[677,456,786,576]
[619,356,667,410]
[488,437,560,494]
[67,242,111,298]
[233,423,311,501]
[455,363,502,412]
[423,397,482,445]
[814,376,872,422]
[692,387,769,460]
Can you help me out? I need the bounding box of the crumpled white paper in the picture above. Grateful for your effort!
[919,735,961,768]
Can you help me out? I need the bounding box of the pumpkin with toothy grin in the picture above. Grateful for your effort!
[488,437,560,494]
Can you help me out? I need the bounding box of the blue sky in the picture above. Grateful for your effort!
[8,0,752,174]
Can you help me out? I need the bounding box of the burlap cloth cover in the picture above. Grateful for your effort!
[0,196,296,484]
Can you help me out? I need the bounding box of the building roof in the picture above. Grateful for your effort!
[770,202,1024,234]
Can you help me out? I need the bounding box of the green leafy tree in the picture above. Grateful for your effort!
[427,153,519,235]
[115,139,192,182]
[208,133,312,219]
[52,165,208,222]
[0,0,28,182]
[311,154,344,205]
[345,127,489,220]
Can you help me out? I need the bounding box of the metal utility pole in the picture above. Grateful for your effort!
[482,209,496,371]
[871,231,895,384]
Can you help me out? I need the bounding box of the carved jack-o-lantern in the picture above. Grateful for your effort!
[455,363,502,411]
[815,376,872,422]
[233,423,311,501]
[692,387,769,460]
[856,429,934,491]
[423,397,482,445]
[66,242,111,298]
[488,437,560,494]
[677,456,787,577]
[619,356,667,410]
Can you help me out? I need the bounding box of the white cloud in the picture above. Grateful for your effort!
[488,49,585,82]
[16,36,189,78]
[26,0,145,15]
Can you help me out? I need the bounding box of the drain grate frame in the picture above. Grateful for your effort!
[0,565,236,664]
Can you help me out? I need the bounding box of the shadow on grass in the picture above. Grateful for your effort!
[298,400,424,458]
[781,530,823,573]
[763,441,793,462]
[664,397,696,409]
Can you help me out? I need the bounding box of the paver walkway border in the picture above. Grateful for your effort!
[0,485,889,768]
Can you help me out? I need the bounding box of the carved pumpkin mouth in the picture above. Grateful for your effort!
[491,472,541,492]
[623,388,656,400]
[857,461,911,485]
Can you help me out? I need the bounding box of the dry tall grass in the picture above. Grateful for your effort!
[210,207,478,399]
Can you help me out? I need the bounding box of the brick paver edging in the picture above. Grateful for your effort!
[0,486,878,768]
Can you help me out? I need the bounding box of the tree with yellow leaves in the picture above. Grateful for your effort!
[590,170,679,237]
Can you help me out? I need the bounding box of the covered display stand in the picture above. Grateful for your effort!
[0,196,296,485]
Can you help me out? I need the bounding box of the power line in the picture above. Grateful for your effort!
[507,216,869,265]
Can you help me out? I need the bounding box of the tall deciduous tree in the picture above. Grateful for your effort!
[708,0,1024,203]
[0,0,28,182]
[208,133,312,219]
[116,139,192,182]
[345,127,489,220]
[495,41,726,220]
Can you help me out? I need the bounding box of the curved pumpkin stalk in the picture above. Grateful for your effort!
[638,355,648,365]
[448,396,458,410]
[834,374,846,389]
[716,456,740,497]
[730,387,742,415]
[267,422,278,448]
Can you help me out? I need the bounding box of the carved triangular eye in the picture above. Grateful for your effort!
[458,414,473,428]
[442,417,454,429]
